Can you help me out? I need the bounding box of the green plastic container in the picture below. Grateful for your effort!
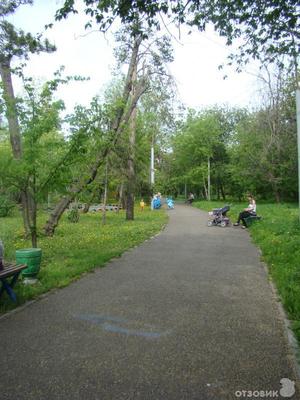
[16,248,42,278]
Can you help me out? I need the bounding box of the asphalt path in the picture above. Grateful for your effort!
[0,204,299,400]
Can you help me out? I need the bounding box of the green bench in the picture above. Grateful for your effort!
[244,215,262,227]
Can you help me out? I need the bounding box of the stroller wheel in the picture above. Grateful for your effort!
[207,221,213,227]
[220,221,227,227]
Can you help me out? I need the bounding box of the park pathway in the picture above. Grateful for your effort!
[0,204,299,399]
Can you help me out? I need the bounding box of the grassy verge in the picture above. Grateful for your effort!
[0,207,167,313]
[194,200,300,342]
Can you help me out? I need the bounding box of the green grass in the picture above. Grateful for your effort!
[194,200,300,342]
[0,207,167,313]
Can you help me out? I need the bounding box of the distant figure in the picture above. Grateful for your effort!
[187,192,194,205]
[151,193,162,209]
[234,194,256,228]
[140,199,145,211]
[166,198,174,209]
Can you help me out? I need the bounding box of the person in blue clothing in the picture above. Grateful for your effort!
[151,193,162,209]
[233,194,257,228]
[166,197,174,209]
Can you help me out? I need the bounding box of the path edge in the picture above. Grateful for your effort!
[259,247,300,380]
[0,220,168,321]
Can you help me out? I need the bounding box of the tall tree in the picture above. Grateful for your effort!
[230,67,298,202]
[0,1,55,235]
[112,20,175,220]
[43,33,148,235]
[126,62,137,221]
[0,5,55,158]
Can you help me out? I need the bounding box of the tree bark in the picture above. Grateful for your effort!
[82,203,90,213]
[102,159,108,225]
[117,182,125,213]
[0,60,33,236]
[220,183,226,200]
[29,191,37,248]
[44,195,73,236]
[203,178,208,200]
[126,63,137,221]
[0,60,22,158]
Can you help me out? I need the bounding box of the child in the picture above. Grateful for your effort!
[140,199,145,211]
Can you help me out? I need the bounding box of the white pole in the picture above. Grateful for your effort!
[208,156,211,201]
[296,89,300,221]
[150,145,155,186]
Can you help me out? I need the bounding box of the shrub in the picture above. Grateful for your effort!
[0,195,15,217]
[67,208,80,223]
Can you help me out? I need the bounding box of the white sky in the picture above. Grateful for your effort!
[8,0,261,114]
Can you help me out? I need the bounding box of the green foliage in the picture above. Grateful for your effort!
[0,20,55,64]
[158,67,297,203]
[159,106,234,198]
[67,208,80,223]
[0,194,14,217]
[56,0,299,66]
[0,1,33,18]
[227,69,297,202]
[0,68,96,245]
[0,208,167,312]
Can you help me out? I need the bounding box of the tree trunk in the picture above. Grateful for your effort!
[126,64,137,221]
[220,183,226,201]
[21,186,37,247]
[203,178,208,200]
[117,182,125,213]
[82,203,90,213]
[29,195,38,248]
[272,184,281,203]
[20,191,30,234]
[43,38,148,236]
[102,160,108,225]
[0,60,22,158]
[207,157,211,201]
[44,195,73,236]
[0,60,31,235]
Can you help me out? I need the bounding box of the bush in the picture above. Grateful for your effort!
[0,195,15,217]
[67,208,80,223]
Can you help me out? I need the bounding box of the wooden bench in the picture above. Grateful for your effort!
[244,215,262,227]
[0,263,27,302]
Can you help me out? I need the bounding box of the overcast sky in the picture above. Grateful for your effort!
[8,0,262,114]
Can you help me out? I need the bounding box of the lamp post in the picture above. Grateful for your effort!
[208,156,211,201]
[150,144,155,186]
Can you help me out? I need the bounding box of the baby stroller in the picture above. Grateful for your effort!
[207,205,230,227]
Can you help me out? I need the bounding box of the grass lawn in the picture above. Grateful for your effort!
[0,207,167,313]
[194,200,300,342]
